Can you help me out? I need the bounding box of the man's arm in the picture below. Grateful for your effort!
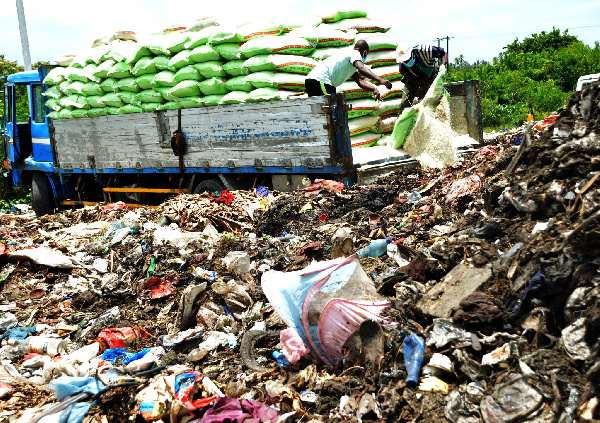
[351,61,392,99]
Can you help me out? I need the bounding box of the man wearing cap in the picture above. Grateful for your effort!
[305,39,392,100]
[397,45,448,104]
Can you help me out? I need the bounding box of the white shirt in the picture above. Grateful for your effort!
[307,47,362,87]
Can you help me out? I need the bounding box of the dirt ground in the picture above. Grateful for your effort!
[0,83,598,422]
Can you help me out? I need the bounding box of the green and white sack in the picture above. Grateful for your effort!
[193,61,227,78]
[198,77,229,95]
[168,80,202,97]
[119,104,143,114]
[153,71,178,87]
[43,67,66,85]
[71,109,89,118]
[312,8,367,23]
[107,62,132,78]
[58,109,73,119]
[184,26,218,49]
[365,50,398,67]
[161,101,182,110]
[347,98,377,118]
[62,94,90,109]
[58,81,72,95]
[391,106,419,148]
[350,132,381,148]
[116,91,141,105]
[239,36,315,58]
[85,95,105,108]
[153,56,173,71]
[116,77,142,92]
[371,65,402,82]
[92,60,116,79]
[43,85,63,99]
[124,45,152,65]
[222,60,248,77]
[333,18,390,33]
[288,26,355,48]
[66,81,86,95]
[132,58,158,76]
[360,34,397,52]
[202,94,226,106]
[141,102,162,112]
[99,78,120,93]
[100,93,125,107]
[372,116,397,133]
[265,55,317,74]
[219,91,248,104]
[169,50,195,69]
[225,76,253,92]
[174,66,203,82]
[45,98,62,111]
[174,97,201,108]
[135,89,163,103]
[243,72,275,89]
[348,115,379,136]
[337,82,371,99]
[378,81,406,100]
[135,74,158,90]
[245,88,295,102]
[242,55,273,73]
[66,67,90,83]
[154,87,177,101]
[272,73,306,91]
[311,46,346,61]
[214,43,243,60]
[374,97,406,117]
[87,107,108,117]
[187,16,220,32]
[190,45,221,63]
[81,82,104,96]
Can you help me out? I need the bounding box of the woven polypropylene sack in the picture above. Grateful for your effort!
[365,51,398,68]
[350,132,381,148]
[116,91,141,105]
[43,85,63,99]
[310,46,346,61]
[47,111,61,119]
[193,61,227,78]
[347,98,377,118]
[92,60,116,79]
[337,82,371,99]
[313,8,367,23]
[153,56,173,71]
[378,81,406,100]
[116,77,142,93]
[135,74,157,90]
[43,68,66,85]
[81,82,104,96]
[135,89,163,103]
[66,81,86,95]
[174,66,203,82]
[141,102,162,112]
[153,71,177,87]
[185,26,218,49]
[169,50,195,69]
[99,78,119,93]
[334,18,390,33]
[154,87,177,101]
[239,36,315,58]
[187,16,220,32]
[374,97,406,117]
[66,68,90,83]
[58,109,73,119]
[45,98,62,111]
[119,104,143,114]
[161,101,182,110]
[58,81,71,95]
[85,96,105,108]
[198,77,229,95]
[245,88,296,102]
[189,45,221,63]
[168,80,201,98]
[132,58,157,77]
[107,62,132,79]
[266,55,317,75]
[125,45,152,65]
[372,116,397,134]
[214,43,243,61]
[100,93,125,107]
[242,55,272,73]
[177,96,204,108]
[243,72,275,89]
[62,94,90,109]
[219,91,248,104]
[348,115,379,136]
[372,65,402,82]
[165,33,191,54]
[288,26,355,48]
[272,73,306,91]
[225,76,253,92]
[202,94,226,106]
[87,107,108,117]
[71,109,89,118]
[223,60,248,77]
[360,34,398,52]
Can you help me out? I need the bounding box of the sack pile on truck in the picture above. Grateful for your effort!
[42,8,405,132]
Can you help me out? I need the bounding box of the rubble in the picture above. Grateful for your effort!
[0,82,598,422]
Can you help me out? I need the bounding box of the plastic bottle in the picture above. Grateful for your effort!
[9,336,67,356]
[357,238,392,258]
[407,188,422,204]
[403,333,425,388]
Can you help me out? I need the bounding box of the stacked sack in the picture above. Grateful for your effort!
[42,8,407,151]
[306,8,407,148]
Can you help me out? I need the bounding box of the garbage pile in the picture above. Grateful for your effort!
[0,82,599,422]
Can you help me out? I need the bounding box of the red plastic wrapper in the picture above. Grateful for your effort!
[211,190,234,204]
[174,371,215,412]
[100,201,129,211]
[98,327,137,349]
[144,273,179,299]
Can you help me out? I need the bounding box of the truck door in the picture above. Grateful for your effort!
[2,82,32,188]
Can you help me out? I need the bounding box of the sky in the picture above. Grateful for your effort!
[2,0,599,68]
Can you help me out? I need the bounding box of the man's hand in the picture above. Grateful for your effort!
[372,88,381,100]
[381,79,392,89]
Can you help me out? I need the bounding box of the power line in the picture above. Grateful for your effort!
[454,24,600,40]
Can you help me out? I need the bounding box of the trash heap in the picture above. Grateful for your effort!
[42,8,406,149]
[1,84,599,421]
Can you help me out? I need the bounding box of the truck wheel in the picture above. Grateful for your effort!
[193,178,226,194]
[31,172,55,217]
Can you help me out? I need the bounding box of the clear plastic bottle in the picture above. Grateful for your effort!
[407,188,422,204]
[9,336,67,356]
[357,238,392,258]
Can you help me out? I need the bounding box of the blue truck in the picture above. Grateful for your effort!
[2,66,481,216]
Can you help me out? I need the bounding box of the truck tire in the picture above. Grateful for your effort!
[193,178,226,194]
[31,172,55,217]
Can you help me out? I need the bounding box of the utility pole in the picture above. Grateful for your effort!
[433,36,453,70]
[16,0,32,71]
